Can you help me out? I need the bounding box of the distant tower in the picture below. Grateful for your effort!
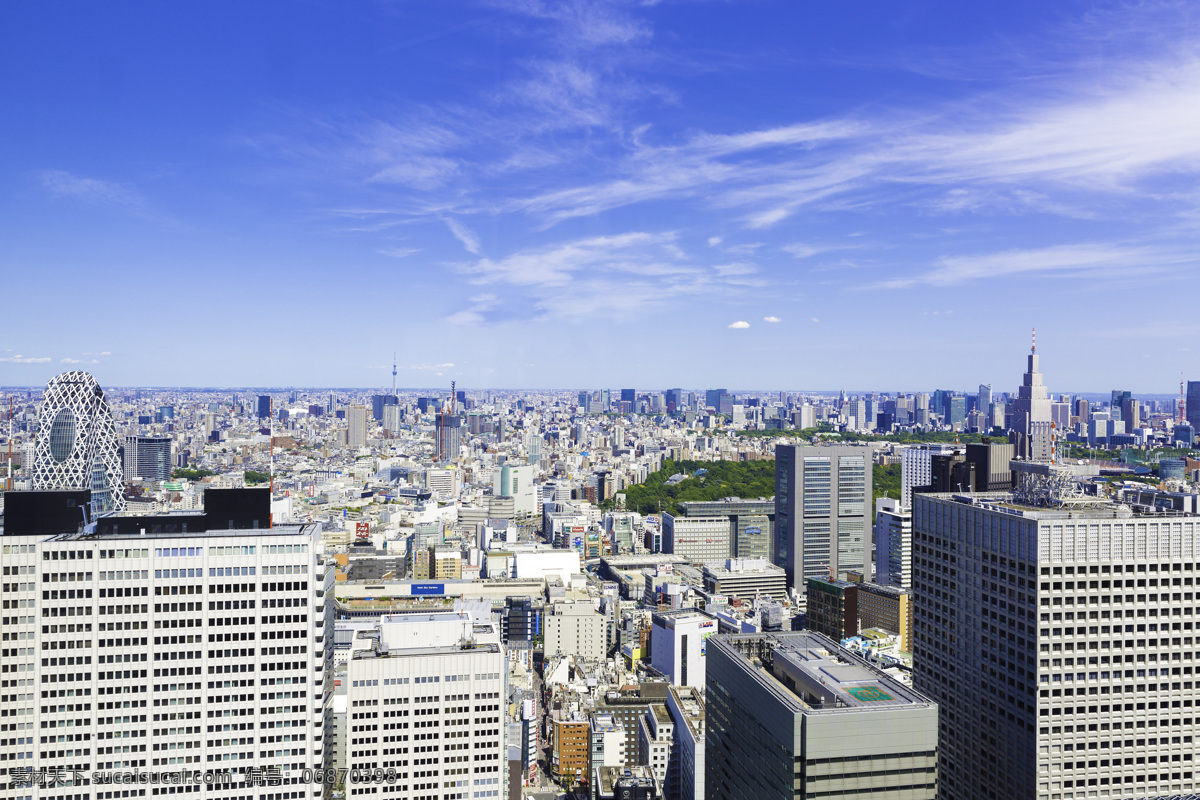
[1013,329,1053,462]
[392,351,397,397]
[31,370,126,515]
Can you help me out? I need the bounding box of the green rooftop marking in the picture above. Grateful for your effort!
[846,686,894,702]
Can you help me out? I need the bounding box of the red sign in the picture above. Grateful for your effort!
[355,522,370,539]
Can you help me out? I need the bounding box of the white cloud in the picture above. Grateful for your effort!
[707,236,722,247]
[445,218,482,255]
[508,44,1200,232]
[811,318,819,323]
[378,246,421,259]
[37,170,149,216]
[408,362,457,371]
[875,242,1193,289]
[763,315,781,323]
[728,320,750,329]
[82,351,111,356]
[0,355,51,364]
[60,358,99,364]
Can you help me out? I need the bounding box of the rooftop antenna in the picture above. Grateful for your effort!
[1032,327,1036,353]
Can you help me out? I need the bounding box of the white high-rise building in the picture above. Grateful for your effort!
[0,495,332,800]
[873,496,912,588]
[342,608,506,800]
[346,406,368,450]
[900,443,963,508]
[913,488,1200,800]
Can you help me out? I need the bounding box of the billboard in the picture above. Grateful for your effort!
[355,521,370,539]
[410,583,445,596]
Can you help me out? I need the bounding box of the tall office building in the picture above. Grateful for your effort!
[774,444,871,593]
[706,631,937,800]
[257,395,271,420]
[620,389,636,404]
[346,405,368,449]
[1187,381,1200,435]
[873,497,912,587]
[900,444,962,508]
[704,389,727,412]
[0,488,332,800]
[31,370,126,515]
[435,413,462,462]
[1013,340,1054,461]
[342,607,506,799]
[978,384,992,417]
[370,394,397,423]
[664,388,682,413]
[913,488,1200,800]
[123,435,173,483]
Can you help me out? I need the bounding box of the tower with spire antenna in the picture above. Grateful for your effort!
[1013,328,1054,462]
[392,352,397,397]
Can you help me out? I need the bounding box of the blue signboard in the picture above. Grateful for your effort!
[410,583,445,596]
[573,538,583,547]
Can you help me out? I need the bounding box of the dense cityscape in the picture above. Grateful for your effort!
[2,342,1200,799]
[7,2,1200,799]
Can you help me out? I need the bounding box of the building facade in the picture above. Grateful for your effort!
[706,631,937,800]
[913,489,1200,800]
[123,435,173,483]
[661,515,730,565]
[774,444,871,593]
[343,610,506,800]
[31,371,126,515]
[0,489,332,800]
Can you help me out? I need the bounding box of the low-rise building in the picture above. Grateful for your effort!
[701,557,788,600]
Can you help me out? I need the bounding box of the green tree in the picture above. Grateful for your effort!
[244,470,270,485]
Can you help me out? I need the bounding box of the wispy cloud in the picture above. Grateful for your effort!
[37,170,150,216]
[728,320,750,329]
[443,294,500,327]
[408,362,457,371]
[508,44,1200,229]
[763,315,781,323]
[445,218,482,255]
[0,355,52,364]
[82,351,111,356]
[443,230,757,325]
[60,358,99,364]
[875,242,1194,289]
[377,246,421,259]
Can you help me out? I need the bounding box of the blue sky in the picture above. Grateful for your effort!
[3,0,1200,393]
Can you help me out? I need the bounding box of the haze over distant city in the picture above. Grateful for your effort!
[3,1,1200,390]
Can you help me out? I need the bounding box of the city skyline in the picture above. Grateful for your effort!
[3,2,1200,389]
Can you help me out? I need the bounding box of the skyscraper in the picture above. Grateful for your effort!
[620,388,636,404]
[370,393,397,422]
[347,404,368,449]
[1187,381,1200,435]
[123,435,173,482]
[31,370,126,514]
[1013,337,1054,461]
[257,394,271,420]
[0,488,332,795]
[435,411,462,462]
[706,631,937,800]
[913,489,1200,800]
[343,608,506,799]
[774,444,871,593]
[978,383,992,415]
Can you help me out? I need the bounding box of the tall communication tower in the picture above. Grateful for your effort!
[392,352,397,398]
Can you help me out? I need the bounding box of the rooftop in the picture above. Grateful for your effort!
[713,631,934,714]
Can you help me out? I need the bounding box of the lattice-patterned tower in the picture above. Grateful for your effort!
[31,370,126,514]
